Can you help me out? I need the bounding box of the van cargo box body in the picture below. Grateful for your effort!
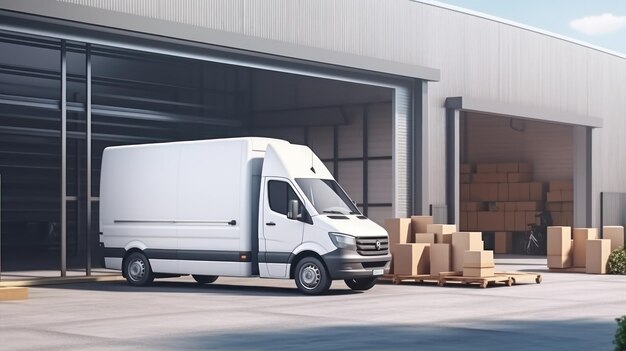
[100,137,390,295]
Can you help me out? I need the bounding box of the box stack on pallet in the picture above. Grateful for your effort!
[547,225,624,274]
[546,181,574,226]
[384,216,498,280]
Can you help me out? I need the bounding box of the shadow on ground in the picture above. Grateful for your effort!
[43,280,362,297]
[158,320,615,351]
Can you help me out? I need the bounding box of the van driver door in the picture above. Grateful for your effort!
[260,178,306,278]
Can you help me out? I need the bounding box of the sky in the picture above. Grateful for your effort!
[431,0,626,55]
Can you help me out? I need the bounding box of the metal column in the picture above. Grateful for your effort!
[60,40,67,277]
[446,108,460,226]
[0,174,2,281]
[86,43,92,276]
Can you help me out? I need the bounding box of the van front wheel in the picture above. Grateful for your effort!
[124,252,154,286]
[344,277,377,291]
[192,275,218,284]
[294,257,331,295]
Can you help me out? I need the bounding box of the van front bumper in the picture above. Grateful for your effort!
[322,249,391,280]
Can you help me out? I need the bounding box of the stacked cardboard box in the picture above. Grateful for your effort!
[463,250,495,277]
[460,162,547,237]
[546,180,573,227]
[451,232,483,272]
[430,243,451,276]
[547,226,572,268]
[494,232,513,254]
[572,228,598,268]
[393,244,430,275]
[586,239,611,274]
[603,226,624,251]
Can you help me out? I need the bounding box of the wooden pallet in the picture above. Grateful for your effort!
[382,271,542,288]
[438,272,542,288]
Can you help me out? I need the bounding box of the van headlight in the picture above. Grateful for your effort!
[328,232,357,251]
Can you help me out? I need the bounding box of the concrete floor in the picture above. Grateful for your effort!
[0,256,624,350]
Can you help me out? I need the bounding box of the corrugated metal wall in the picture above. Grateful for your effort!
[2,0,625,225]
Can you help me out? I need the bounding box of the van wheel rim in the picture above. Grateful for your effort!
[300,264,321,290]
[128,259,145,281]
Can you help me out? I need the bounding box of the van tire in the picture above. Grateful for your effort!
[294,257,331,295]
[124,252,154,286]
[192,275,219,284]
[344,277,378,291]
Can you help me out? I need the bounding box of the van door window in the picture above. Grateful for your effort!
[268,180,301,216]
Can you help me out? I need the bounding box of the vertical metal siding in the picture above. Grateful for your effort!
[393,87,410,218]
[4,0,624,225]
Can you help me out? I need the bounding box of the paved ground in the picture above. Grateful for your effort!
[1,256,624,350]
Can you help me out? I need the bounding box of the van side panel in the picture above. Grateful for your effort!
[176,140,249,276]
[100,144,179,273]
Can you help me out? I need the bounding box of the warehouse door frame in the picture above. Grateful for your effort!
[0,11,436,277]
[445,97,603,228]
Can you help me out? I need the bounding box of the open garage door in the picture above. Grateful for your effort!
[0,29,416,277]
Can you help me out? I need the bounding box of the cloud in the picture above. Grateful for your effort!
[570,13,626,35]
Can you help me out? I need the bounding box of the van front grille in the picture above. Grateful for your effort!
[356,236,389,256]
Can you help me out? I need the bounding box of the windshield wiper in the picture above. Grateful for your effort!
[322,210,344,214]
[349,211,360,215]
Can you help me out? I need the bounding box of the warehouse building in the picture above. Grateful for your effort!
[0,0,625,278]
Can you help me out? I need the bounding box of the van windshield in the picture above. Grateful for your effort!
[295,178,360,216]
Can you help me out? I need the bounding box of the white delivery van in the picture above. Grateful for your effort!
[99,137,390,295]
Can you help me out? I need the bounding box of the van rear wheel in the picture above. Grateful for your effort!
[124,252,154,286]
[294,257,331,295]
[192,275,219,284]
[344,277,378,291]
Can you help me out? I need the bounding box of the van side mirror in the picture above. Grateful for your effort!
[287,200,299,220]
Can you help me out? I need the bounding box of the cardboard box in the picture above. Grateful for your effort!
[430,243,451,276]
[514,211,527,231]
[393,243,430,275]
[460,163,473,174]
[463,267,495,278]
[467,212,478,231]
[603,226,625,251]
[462,202,485,211]
[384,218,412,252]
[529,182,547,201]
[413,233,436,244]
[561,202,574,211]
[460,212,468,231]
[508,183,520,201]
[463,250,495,268]
[586,239,611,274]
[472,173,508,183]
[451,232,483,271]
[470,183,498,201]
[547,255,572,269]
[573,228,599,268]
[508,173,532,183]
[495,232,513,254]
[411,215,433,234]
[550,180,573,191]
[563,211,573,226]
[561,190,573,202]
[518,183,530,201]
[498,183,509,201]
[461,184,470,201]
[547,191,562,202]
[427,224,457,244]
[504,202,517,212]
[505,212,516,231]
[476,163,498,173]
[547,226,572,257]
[526,212,539,227]
[477,211,505,231]
[460,174,471,184]
[517,202,543,211]
[547,202,562,212]
[497,162,518,173]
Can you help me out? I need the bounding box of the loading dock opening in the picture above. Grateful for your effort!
[0,29,403,278]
